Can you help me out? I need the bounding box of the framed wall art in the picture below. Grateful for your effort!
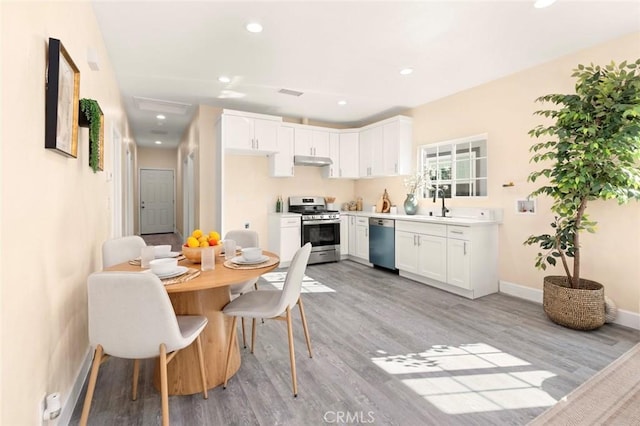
[45,38,80,157]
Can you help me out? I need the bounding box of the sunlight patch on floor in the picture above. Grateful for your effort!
[372,343,557,414]
[260,271,336,293]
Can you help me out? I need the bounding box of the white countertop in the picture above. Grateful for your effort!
[339,210,500,226]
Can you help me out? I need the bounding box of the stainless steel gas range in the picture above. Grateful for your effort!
[288,196,340,265]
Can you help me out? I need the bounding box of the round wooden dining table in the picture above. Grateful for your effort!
[105,250,280,395]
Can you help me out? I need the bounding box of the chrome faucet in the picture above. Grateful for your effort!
[433,188,449,217]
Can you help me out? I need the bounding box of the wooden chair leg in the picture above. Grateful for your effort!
[297,297,313,358]
[241,317,247,348]
[80,345,104,426]
[195,335,208,399]
[223,316,238,389]
[285,307,298,397]
[251,318,257,354]
[132,359,140,401]
[160,344,169,426]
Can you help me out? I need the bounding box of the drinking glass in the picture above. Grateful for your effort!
[224,239,236,260]
[201,247,215,271]
[140,246,155,268]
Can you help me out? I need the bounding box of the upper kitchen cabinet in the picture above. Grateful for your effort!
[359,125,383,177]
[339,130,359,178]
[294,126,330,158]
[382,116,412,175]
[269,125,295,177]
[324,132,341,179]
[359,115,412,178]
[221,109,281,155]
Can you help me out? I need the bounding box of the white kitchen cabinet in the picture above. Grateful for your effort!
[359,125,383,177]
[269,125,295,177]
[359,116,410,178]
[347,215,357,256]
[382,116,412,175]
[221,110,281,154]
[340,214,350,259]
[294,127,330,158]
[354,216,369,261]
[396,220,497,299]
[447,226,472,290]
[339,131,359,178]
[324,132,341,179]
[268,213,301,267]
[395,221,447,281]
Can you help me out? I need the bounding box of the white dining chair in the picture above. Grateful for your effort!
[102,235,147,268]
[222,242,313,397]
[80,272,208,426]
[225,229,260,348]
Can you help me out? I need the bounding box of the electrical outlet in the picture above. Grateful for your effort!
[244,222,250,229]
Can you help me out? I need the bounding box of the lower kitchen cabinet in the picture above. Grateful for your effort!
[340,214,350,259]
[268,213,301,267]
[354,216,369,261]
[343,214,369,264]
[396,220,497,299]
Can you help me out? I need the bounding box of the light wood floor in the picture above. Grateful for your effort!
[71,235,639,425]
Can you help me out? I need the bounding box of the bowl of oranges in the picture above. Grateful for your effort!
[182,229,222,263]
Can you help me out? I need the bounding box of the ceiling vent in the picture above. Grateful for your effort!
[133,96,191,115]
[278,88,304,97]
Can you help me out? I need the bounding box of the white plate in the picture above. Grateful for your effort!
[153,266,188,279]
[155,251,181,259]
[231,255,269,265]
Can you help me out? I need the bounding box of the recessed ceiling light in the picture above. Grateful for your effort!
[218,76,231,83]
[400,68,413,75]
[534,0,556,8]
[246,22,263,33]
[156,114,166,120]
[155,140,162,145]
[338,100,347,106]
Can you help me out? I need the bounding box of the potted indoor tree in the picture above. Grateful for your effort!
[525,60,640,330]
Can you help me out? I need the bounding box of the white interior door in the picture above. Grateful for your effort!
[140,169,174,234]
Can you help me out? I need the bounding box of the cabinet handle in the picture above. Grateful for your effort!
[417,236,421,246]
[365,228,368,237]
[450,230,463,234]
[256,139,259,149]
[413,235,417,246]
[464,241,467,255]
[395,163,398,173]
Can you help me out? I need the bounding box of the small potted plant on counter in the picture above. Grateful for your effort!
[524,60,640,330]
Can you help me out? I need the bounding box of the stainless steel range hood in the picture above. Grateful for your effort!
[294,155,332,167]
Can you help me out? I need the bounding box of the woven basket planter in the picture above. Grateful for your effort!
[543,276,605,331]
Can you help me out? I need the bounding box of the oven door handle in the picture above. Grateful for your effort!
[302,219,341,225]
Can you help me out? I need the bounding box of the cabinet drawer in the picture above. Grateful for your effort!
[396,220,446,237]
[281,217,300,227]
[447,225,471,240]
[356,217,368,226]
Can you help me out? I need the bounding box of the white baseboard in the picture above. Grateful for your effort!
[499,280,640,330]
[58,347,92,425]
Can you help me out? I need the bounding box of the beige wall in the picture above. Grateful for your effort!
[224,156,355,243]
[1,1,132,424]
[356,32,640,314]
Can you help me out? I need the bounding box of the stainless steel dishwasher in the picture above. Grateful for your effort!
[368,217,396,270]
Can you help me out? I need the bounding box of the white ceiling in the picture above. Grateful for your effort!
[91,1,640,149]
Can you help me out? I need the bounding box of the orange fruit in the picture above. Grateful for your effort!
[187,237,199,248]
[192,229,203,239]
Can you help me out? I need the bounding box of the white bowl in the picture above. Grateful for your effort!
[241,247,262,261]
[154,245,172,258]
[149,258,177,275]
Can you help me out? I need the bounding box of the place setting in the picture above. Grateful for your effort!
[146,257,201,285]
[224,247,278,270]
[129,244,185,266]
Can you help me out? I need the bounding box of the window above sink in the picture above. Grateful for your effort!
[418,134,488,199]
